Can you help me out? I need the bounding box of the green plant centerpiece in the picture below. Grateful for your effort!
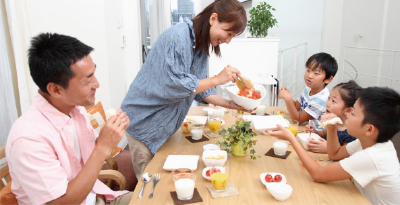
[217,120,261,160]
[247,2,278,37]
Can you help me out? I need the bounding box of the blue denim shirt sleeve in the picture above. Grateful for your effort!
[121,18,215,155]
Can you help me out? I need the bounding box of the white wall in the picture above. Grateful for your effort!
[6,0,142,112]
[327,0,400,91]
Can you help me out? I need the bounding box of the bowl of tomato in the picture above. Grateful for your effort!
[226,84,266,110]
[202,167,225,181]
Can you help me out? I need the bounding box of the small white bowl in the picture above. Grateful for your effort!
[266,183,293,201]
[202,166,225,181]
[226,84,266,110]
[202,150,227,167]
[203,144,221,151]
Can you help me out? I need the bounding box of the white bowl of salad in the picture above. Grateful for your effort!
[226,84,266,110]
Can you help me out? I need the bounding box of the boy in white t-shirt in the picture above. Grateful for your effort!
[269,87,400,205]
[279,53,338,127]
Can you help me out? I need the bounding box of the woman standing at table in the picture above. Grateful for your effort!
[121,0,248,180]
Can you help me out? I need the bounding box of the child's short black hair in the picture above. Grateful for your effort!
[28,33,93,94]
[333,80,362,108]
[358,87,400,143]
[306,52,338,86]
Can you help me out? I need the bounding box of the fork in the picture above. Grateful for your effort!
[149,174,161,198]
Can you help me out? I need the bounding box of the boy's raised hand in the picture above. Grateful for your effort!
[305,124,316,133]
[278,87,292,101]
[267,124,296,142]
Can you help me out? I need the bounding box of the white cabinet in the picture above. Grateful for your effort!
[209,37,280,106]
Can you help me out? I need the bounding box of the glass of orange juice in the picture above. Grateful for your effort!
[287,119,299,136]
[208,116,222,136]
[210,161,229,191]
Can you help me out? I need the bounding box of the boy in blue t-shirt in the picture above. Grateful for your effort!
[279,52,338,126]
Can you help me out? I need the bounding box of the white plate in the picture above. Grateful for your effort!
[260,172,287,186]
[202,166,226,181]
[252,116,290,135]
[184,116,208,125]
[162,155,199,171]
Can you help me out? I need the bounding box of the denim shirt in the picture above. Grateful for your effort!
[121,18,216,155]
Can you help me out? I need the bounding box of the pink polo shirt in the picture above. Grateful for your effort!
[6,93,128,205]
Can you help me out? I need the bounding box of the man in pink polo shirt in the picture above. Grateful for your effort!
[6,33,132,204]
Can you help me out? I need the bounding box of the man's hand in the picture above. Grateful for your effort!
[97,110,128,154]
[116,109,130,129]
[214,66,240,85]
[267,124,296,142]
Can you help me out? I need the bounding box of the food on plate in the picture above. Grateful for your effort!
[105,109,117,119]
[237,87,262,100]
[206,167,221,177]
[274,174,283,182]
[319,117,343,128]
[205,155,225,160]
[181,122,191,133]
[265,173,282,182]
[265,174,273,182]
[273,110,286,118]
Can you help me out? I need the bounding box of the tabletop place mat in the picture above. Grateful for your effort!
[203,131,220,139]
[185,135,209,143]
[265,148,291,159]
[251,113,269,116]
[170,188,203,205]
[206,182,239,199]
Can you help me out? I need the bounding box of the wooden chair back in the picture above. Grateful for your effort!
[0,145,11,189]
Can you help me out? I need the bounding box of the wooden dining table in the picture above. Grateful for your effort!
[129,106,370,205]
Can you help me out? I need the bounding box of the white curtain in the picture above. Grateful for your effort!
[149,0,171,45]
[0,1,18,147]
[5,0,38,114]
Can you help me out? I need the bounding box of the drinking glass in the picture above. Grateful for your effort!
[172,169,196,200]
[210,161,229,192]
[287,119,299,136]
[255,105,266,116]
[208,116,222,137]
[236,110,244,118]
[190,123,204,140]
[273,141,288,156]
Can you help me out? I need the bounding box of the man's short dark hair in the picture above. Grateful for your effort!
[359,87,400,143]
[305,52,338,86]
[28,33,94,94]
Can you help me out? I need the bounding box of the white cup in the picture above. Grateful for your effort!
[256,105,266,116]
[273,141,288,156]
[173,174,196,200]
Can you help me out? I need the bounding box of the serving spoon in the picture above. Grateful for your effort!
[138,172,152,198]
[227,64,254,91]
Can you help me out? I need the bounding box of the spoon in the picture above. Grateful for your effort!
[227,64,254,91]
[138,172,152,198]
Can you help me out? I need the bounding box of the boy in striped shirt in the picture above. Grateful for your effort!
[278,52,338,128]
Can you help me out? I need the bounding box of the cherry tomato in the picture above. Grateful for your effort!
[265,174,273,182]
[183,123,188,127]
[206,170,211,177]
[274,174,282,182]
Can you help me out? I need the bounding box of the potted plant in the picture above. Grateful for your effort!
[217,120,261,160]
[247,2,278,38]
